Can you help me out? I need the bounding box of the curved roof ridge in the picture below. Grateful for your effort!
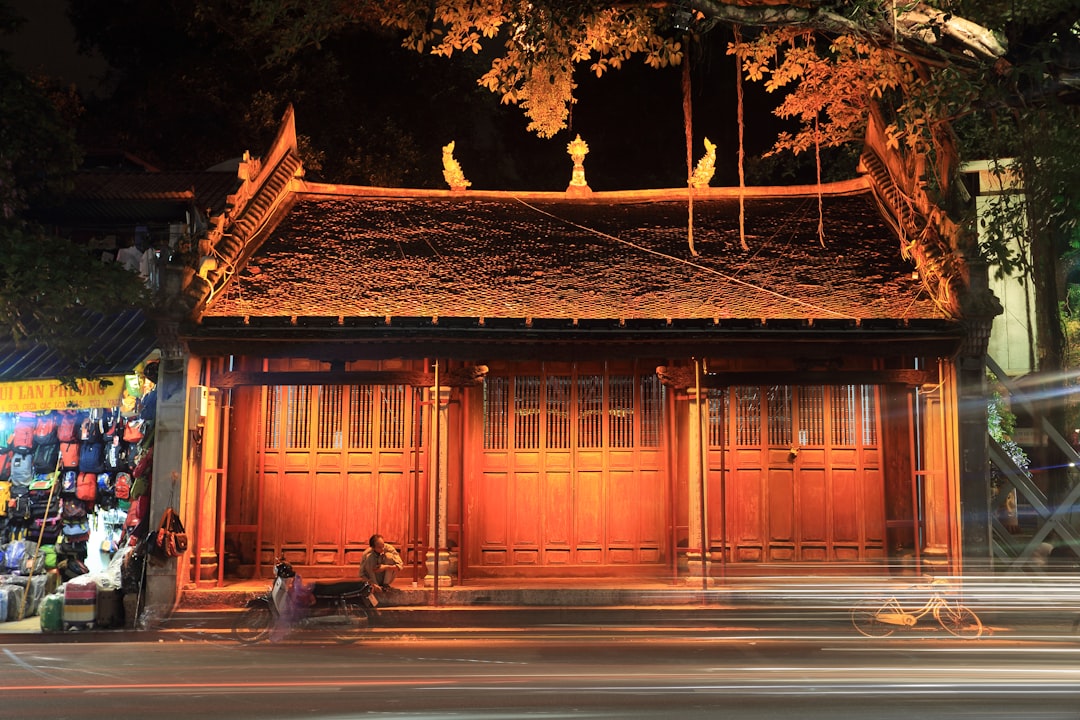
[298,175,871,202]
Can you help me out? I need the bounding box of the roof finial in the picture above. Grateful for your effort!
[566,134,592,195]
[689,137,716,188]
[442,141,471,192]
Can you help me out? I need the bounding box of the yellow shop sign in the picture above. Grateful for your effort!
[0,376,126,413]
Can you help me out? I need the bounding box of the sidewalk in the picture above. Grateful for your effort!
[3,574,1079,643]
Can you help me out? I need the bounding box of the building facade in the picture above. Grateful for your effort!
[142,109,995,608]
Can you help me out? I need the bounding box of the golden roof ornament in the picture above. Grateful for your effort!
[566,134,591,195]
[689,137,716,188]
[442,141,471,191]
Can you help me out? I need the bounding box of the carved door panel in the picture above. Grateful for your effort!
[470,364,667,574]
[707,385,885,564]
[259,384,419,570]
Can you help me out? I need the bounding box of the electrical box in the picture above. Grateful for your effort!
[189,385,209,428]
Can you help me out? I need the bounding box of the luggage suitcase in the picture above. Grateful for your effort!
[22,573,49,617]
[39,591,63,631]
[95,588,124,629]
[1,584,25,621]
[62,579,96,630]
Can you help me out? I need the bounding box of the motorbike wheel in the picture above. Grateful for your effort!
[232,604,273,644]
[327,602,368,644]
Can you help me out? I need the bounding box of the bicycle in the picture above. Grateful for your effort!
[850,578,984,639]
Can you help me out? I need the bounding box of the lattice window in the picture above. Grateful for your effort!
[798,386,825,446]
[483,377,509,449]
[317,385,343,449]
[608,375,635,448]
[707,388,728,448]
[831,385,857,446]
[546,375,571,449]
[380,385,406,449]
[734,387,761,446]
[348,386,374,449]
[578,375,604,449]
[284,385,311,449]
[264,386,282,449]
[515,376,541,450]
[640,374,664,448]
[861,385,878,446]
[766,385,792,447]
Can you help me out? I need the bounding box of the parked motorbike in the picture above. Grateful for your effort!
[232,559,378,644]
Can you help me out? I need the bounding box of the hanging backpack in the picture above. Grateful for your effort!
[9,451,33,486]
[80,413,103,443]
[59,442,80,470]
[12,412,37,450]
[57,411,79,443]
[114,472,132,500]
[61,470,78,495]
[123,418,145,444]
[78,441,105,474]
[76,472,97,503]
[0,480,9,516]
[32,412,59,446]
[32,441,60,473]
[0,449,11,481]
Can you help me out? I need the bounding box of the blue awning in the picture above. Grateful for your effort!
[0,310,158,382]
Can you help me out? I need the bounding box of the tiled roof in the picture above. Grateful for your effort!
[201,185,946,323]
[0,310,157,381]
[39,171,240,223]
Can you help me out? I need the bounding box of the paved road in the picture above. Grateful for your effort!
[4,630,1080,719]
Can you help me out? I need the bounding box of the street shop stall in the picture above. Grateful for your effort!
[0,368,159,629]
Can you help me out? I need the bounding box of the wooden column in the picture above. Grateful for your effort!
[425,384,453,588]
[920,366,959,572]
[685,385,711,582]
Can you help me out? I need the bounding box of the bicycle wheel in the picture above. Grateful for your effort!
[327,602,368,644]
[935,601,983,639]
[851,598,895,637]
[232,604,273,644]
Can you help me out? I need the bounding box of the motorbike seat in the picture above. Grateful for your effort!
[311,580,370,599]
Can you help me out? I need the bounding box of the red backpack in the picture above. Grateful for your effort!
[57,411,80,443]
[12,412,36,450]
[33,412,59,446]
[76,472,98,503]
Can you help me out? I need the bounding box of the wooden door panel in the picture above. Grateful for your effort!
[767,469,795,542]
[575,469,603,546]
[513,471,541,546]
[280,471,313,546]
[862,467,885,543]
[478,471,508,547]
[730,469,763,544]
[376,470,409,544]
[638,467,665,544]
[831,467,859,542]
[312,473,346,546]
[544,471,572,544]
[799,468,828,543]
[607,469,637,544]
[345,471,376,545]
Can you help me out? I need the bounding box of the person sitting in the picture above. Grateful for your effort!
[360,533,403,592]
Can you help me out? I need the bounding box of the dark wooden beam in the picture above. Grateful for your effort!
[656,366,937,389]
[211,365,488,388]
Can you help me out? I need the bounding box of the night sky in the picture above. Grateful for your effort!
[0,2,815,191]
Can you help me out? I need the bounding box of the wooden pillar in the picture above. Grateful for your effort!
[920,364,961,573]
[685,385,711,582]
[424,384,454,587]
